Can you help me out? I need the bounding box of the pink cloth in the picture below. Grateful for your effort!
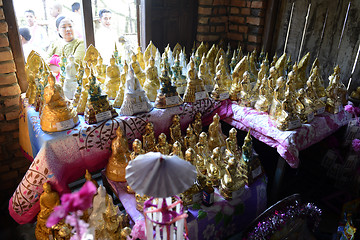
[10,99,230,224]
[223,104,351,168]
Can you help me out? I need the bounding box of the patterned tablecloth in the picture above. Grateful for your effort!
[223,104,351,168]
[10,96,232,224]
[107,175,268,240]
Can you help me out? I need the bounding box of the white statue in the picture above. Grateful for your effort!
[63,55,78,100]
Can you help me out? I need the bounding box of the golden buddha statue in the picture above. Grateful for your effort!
[220,157,245,200]
[104,56,121,99]
[144,41,157,67]
[254,74,271,113]
[173,43,182,59]
[216,56,232,89]
[130,139,145,160]
[208,113,226,152]
[154,67,183,108]
[171,55,187,95]
[181,147,202,206]
[297,52,310,87]
[143,122,156,153]
[229,55,248,101]
[295,88,315,123]
[25,65,37,105]
[198,55,214,94]
[184,125,197,150]
[310,59,326,99]
[131,54,146,86]
[270,52,278,67]
[40,74,78,132]
[238,71,253,107]
[183,58,208,102]
[113,61,129,108]
[155,133,170,155]
[206,44,218,75]
[105,127,131,182]
[195,132,212,170]
[269,76,285,119]
[195,41,207,59]
[211,65,230,101]
[143,56,160,101]
[72,61,84,107]
[99,196,122,240]
[136,46,145,70]
[26,51,43,105]
[225,128,241,164]
[192,112,203,141]
[207,147,222,186]
[306,73,326,115]
[84,69,118,124]
[268,66,278,90]
[276,89,302,131]
[249,50,258,78]
[121,227,132,240]
[275,52,287,77]
[326,66,346,113]
[215,48,226,72]
[96,56,107,84]
[169,114,184,147]
[76,64,91,114]
[85,169,99,188]
[171,141,184,159]
[252,61,268,97]
[35,182,60,240]
[83,44,99,72]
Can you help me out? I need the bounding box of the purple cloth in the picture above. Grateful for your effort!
[224,104,351,168]
[107,175,268,240]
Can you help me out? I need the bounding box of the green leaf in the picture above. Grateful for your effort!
[235,203,244,215]
[192,203,201,210]
[215,212,223,224]
[198,210,207,220]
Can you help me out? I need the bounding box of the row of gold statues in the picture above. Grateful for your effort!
[25,41,349,133]
[35,170,131,240]
[105,112,264,210]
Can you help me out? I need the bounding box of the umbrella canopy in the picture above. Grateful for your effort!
[125,152,197,198]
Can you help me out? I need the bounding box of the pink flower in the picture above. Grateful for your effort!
[345,104,354,114]
[46,181,96,228]
[130,219,147,240]
[352,139,360,152]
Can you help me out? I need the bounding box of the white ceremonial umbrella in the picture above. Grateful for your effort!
[125,152,197,198]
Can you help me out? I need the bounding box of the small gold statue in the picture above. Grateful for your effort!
[144,41,157,67]
[207,147,222,187]
[76,64,91,114]
[72,61,84,107]
[171,55,187,95]
[96,55,107,84]
[295,88,315,123]
[155,133,170,155]
[40,74,79,132]
[220,157,245,200]
[130,139,145,160]
[183,58,208,103]
[225,128,241,164]
[143,56,160,101]
[310,59,326,99]
[211,59,230,101]
[99,196,122,240]
[237,71,253,107]
[85,169,99,188]
[198,55,214,93]
[297,52,310,87]
[305,74,326,115]
[215,55,232,89]
[84,69,118,124]
[276,89,302,131]
[208,113,226,151]
[25,65,37,104]
[143,122,156,152]
[206,44,218,75]
[131,54,146,86]
[105,127,131,182]
[113,60,129,108]
[192,112,203,141]
[184,125,197,150]
[35,182,60,240]
[104,56,121,99]
[136,45,145,70]
[326,65,347,113]
[229,55,248,101]
[83,44,100,72]
[269,76,285,119]
[170,114,184,147]
[195,132,212,174]
[170,141,184,159]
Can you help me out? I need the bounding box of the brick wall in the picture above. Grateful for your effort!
[197,0,267,52]
[0,0,30,204]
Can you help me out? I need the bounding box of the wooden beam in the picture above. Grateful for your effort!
[2,0,27,92]
[262,0,281,56]
[81,0,95,48]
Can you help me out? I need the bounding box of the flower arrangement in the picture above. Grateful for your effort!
[46,181,97,240]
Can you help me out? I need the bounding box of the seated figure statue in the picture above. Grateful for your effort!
[40,74,78,132]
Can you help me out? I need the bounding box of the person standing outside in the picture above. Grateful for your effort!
[24,10,49,54]
[95,9,118,65]
[71,2,83,39]
[48,3,63,42]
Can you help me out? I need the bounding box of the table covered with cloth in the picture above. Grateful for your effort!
[10,96,232,224]
[223,104,351,168]
[106,175,268,240]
